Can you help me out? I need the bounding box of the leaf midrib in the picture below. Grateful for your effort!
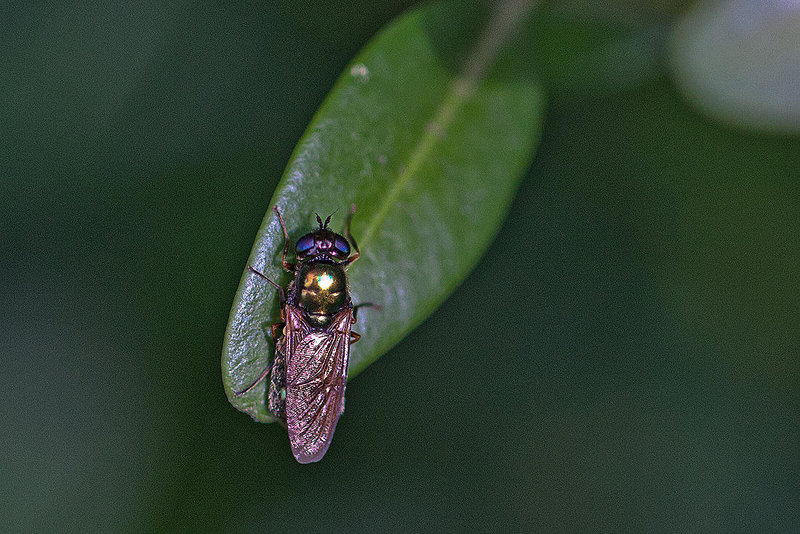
[357,0,535,250]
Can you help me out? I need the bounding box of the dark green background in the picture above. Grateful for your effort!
[2,1,797,532]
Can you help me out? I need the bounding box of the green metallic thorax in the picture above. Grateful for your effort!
[295,262,348,328]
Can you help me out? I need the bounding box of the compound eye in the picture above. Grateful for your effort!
[296,234,315,255]
[334,236,350,256]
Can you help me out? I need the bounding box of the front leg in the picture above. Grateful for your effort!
[344,204,361,266]
[273,206,295,273]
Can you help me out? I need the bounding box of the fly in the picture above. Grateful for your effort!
[235,205,368,463]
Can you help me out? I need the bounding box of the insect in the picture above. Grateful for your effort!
[235,205,367,463]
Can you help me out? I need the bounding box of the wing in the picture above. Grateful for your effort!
[285,307,353,464]
[269,306,309,423]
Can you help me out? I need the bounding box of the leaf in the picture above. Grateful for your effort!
[670,0,800,133]
[222,0,546,422]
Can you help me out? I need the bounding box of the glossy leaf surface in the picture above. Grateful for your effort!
[222,0,545,422]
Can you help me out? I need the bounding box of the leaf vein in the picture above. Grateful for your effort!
[357,0,535,249]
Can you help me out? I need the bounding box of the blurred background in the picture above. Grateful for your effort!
[2,0,797,531]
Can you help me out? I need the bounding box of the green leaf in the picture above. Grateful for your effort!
[670,0,800,133]
[222,0,545,422]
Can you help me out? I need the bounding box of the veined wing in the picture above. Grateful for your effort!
[285,307,353,464]
[269,306,309,423]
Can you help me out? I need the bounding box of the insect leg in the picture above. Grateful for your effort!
[248,266,285,304]
[352,302,382,321]
[232,319,285,398]
[349,331,360,344]
[233,358,274,397]
[270,322,283,341]
[344,204,360,266]
[273,206,295,272]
